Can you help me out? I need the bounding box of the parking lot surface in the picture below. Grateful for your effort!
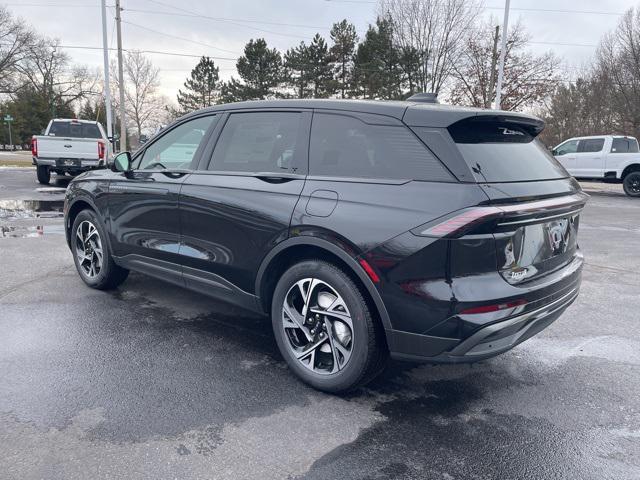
[1,169,638,479]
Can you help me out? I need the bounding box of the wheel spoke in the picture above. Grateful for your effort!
[295,336,328,360]
[282,302,312,341]
[310,306,353,329]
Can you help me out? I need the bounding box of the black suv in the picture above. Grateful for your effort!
[64,99,586,392]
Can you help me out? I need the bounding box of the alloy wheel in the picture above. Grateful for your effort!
[74,220,103,278]
[282,278,354,374]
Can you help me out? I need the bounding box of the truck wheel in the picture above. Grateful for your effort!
[36,165,50,185]
[623,172,640,197]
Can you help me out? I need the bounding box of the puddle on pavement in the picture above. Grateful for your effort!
[1,224,65,238]
[0,199,64,220]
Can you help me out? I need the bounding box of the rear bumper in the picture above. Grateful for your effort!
[35,157,101,169]
[388,277,581,363]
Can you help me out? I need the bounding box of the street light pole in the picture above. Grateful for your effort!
[115,0,127,151]
[494,0,511,110]
[100,0,113,150]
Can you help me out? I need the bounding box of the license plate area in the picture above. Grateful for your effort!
[57,158,80,167]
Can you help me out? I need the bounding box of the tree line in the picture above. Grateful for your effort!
[1,0,640,148]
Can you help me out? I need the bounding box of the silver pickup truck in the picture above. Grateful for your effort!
[31,119,110,185]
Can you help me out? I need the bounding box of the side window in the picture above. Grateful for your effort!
[136,115,216,170]
[555,140,578,156]
[309,113,451,181]
[611,137,639,153]
[577,138,604,153]
[209,112,303,174]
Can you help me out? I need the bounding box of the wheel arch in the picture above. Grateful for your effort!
[65,196,110,250]
[621,163,640,179]
[255,236,392,330]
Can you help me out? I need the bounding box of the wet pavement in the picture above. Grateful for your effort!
[0,168,638,479]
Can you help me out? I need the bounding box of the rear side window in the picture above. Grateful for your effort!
[309,113,452,181]
[578,138,604,153]
[611,137,639,153]
[448,119,568,183]
[209,112,304,174]
[48,121,102,139]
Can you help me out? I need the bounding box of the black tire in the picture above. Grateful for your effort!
[271,259,387,393]
[623,171,640,197]
[36,165,50,184]
[71,209,129,290]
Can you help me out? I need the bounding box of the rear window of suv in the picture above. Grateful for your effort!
[310,113,452,181]
[48,121,102,139]
[448,118,568,183]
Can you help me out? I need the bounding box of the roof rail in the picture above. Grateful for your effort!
[407,92,439,104]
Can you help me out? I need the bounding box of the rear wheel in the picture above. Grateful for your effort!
[271,260,387,393]
[71,209,129,289]
[623,171,640,197]
[36,165,50,184]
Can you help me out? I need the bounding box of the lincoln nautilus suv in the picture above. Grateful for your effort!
[64,97,586,392]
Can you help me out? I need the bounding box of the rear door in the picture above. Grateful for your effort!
[178,110,310,302]
[574,137,605,178]
[108,114,218,282]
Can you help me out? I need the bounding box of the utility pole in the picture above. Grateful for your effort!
[100,0,113,150]
[487,25,500,109]
[494,0,511,110]
[115,0,127,151]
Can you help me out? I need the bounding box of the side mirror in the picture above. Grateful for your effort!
[112,151,132,173]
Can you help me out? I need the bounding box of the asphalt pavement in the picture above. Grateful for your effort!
[0,168,638,480]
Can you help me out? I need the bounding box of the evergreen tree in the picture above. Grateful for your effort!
[284,42,312,98]
[221,39,282,102]
[176,56,220,113]
[306,34,334,98]
[352,17,403,100]
[330,20,358,98]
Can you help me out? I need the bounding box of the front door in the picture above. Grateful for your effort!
[179,110,311,306]
[554,139,579,175]
[108,114,218,281]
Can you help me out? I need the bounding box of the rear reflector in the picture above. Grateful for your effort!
[359,258,380,284]
[98,141,105,160]
[460,299,527,315]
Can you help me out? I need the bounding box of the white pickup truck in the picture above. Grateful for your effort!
[31,119,110,185]
[553,135,640,197]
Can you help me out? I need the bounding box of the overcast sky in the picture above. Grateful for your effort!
[4,0,638,101]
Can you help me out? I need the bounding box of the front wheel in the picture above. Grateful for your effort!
[623,172,640,197]
[271,260,387,393]
[71,210,129,289]
[36,165,50,184]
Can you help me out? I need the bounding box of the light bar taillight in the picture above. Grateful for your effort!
[414,192,588,238]
[460,299,527,315]
[31,137,37,157]
[98,141,105,160]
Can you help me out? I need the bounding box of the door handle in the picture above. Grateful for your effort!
[254,174,298,184]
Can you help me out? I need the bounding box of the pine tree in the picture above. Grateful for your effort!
[306,34,334,98]
[176,56,220,113]
[284,42,312,98]
[221,39,282,102]
[330,20,358,98]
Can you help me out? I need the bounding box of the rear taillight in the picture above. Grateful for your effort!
[31,137,37,157]
[412,193,588,238]
[98,141,105,160]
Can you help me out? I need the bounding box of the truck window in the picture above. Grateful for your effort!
[48,121,102,139]
[611,137,639,153]
[555,140,578,156]
[577,138,604,153]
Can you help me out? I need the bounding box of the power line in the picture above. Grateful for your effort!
[57,44,237,61]
[121,20,241,55]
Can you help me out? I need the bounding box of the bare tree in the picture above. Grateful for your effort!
[596,6,640,136]
[0,6,34,92]
[111,50,163,138]
[449,20,559,111]
[378,0,481,95]
[17,38,99,115]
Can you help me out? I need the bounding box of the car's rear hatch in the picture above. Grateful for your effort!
[408,110,587,285]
